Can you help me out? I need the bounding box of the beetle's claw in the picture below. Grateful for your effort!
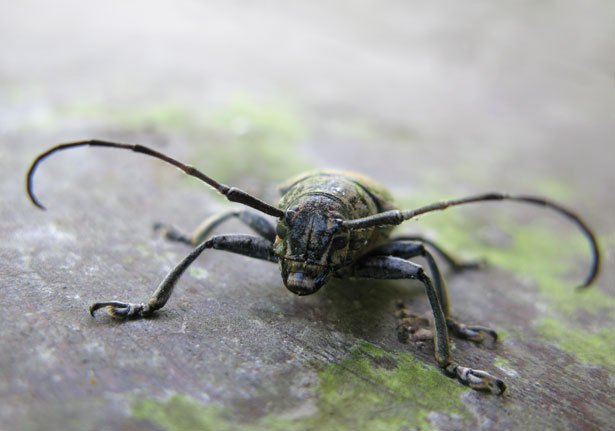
[446,363,506,395]
[89,301,145,318]
[448,320,498,344]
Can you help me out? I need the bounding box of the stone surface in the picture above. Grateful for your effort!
[1,2,614,430]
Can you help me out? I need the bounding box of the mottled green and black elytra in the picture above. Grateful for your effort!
[26,140,601,395]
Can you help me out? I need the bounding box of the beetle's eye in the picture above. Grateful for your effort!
[276,222,288,239]
[331,235,348,249]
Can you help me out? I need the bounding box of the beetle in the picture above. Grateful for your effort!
[26,140,601,395]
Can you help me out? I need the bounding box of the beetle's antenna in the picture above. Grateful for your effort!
[26,140,285,218]
[343,193,600,288]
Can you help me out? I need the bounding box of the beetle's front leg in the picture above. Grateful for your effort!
[90,234,277,319]
[341,255,506,394]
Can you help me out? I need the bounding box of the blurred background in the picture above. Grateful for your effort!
[1,1,613,430]
[2,1,613,193]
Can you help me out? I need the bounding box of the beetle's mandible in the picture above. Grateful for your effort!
[26,140,601,395]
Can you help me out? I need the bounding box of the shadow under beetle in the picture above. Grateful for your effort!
[26,140,601,395]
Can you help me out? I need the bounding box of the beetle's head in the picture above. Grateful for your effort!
[274,196,351,296]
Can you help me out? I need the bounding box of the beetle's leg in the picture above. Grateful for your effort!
[341,255,505,394]
[392,235,484,272]
[445,320,498,344]
[154,210,276,246]
[366,241,451,316]
[90,234,276,319]
[367,240,497,344]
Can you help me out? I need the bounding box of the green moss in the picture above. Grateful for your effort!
[188,266,208,280]
[476,225,614,317]
[493,356,519,378]
[308,342,470,430]
[496,329,510,341]
[133,396,234,431]
[132,343,471,431]
[493,356,511,369]
[535,318,615,369]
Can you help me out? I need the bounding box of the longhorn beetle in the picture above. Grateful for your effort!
[26,140,601,395]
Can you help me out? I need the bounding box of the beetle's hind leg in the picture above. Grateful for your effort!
[393,235,485,272]
[90,234,276,318]
[341,255,505,394]
[154,209,276,246]
[153,222,192,245]
[368,240,498,344]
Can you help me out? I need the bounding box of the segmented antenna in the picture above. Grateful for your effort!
[343,193,600,288]
[26,140,284,217]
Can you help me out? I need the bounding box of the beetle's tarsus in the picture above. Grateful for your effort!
[447,319,498,344]
[450,258,487,273]
[445,362,506,395]
[153,222,192,245]
[89,301,148,318]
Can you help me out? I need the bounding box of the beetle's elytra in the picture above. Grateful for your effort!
[26,140,601,395]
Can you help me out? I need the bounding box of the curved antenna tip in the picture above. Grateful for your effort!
[27,188,47,210]
[33,201,47,211]
[27,173,47,210]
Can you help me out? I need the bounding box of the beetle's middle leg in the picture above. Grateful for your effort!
[340,255,505,394]
[392,235,484,272]
[367,240,497,344]
[90,234,276,318]
[154,210,276,245]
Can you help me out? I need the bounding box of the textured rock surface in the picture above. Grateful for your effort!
[1,2,614,430]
